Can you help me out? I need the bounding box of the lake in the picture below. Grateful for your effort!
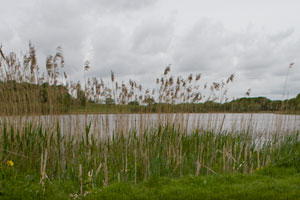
[1,113,299,138]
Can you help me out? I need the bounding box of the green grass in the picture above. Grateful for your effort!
[98,170,300,200]
[1,167,300,199]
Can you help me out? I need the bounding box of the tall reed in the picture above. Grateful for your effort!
[1,116,299,190]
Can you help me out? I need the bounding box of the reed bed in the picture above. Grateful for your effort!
[1,113,299,193]
[0,43,237,116]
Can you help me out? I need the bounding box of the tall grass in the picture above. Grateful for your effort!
[1,115,299,191]
[0,43,236,115]
[0,44,72,115]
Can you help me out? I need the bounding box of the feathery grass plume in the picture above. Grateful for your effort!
[245,89,251,97]
[282,62,294,100]
[188,74,193,83]
[164,64,171,75]
[196,73,201,81]
[84,60,90,71]
[227,73,235,83]
[0,43,74,115]
[281,62,295,111]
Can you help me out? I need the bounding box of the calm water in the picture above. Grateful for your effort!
[2,113,300,137]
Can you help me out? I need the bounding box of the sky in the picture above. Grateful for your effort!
[1,0,300,100]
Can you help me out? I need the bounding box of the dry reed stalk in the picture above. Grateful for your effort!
[249,150,253,173]
[40,151,44,185]
[134,149,137,184]
[143,150,148,181]
[237,143,243,170]
[103,146,109,186]
[257,145,261,170]
[79,164,83,195]
[195,160,201,176]
[95,162,102,178]
[125,143,128,181]
[243,142,249,174]
[223,144,226,172]
[179,141,183,177]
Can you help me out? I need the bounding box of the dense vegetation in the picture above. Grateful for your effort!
[72,94,300,114]
[0,81,70,114]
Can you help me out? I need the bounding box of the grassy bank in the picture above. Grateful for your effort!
[69,103,300,115]
[1,167,300,199]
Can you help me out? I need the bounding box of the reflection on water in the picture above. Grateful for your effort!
[1,113,299,138]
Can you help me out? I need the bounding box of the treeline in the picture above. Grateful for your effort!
[1,80,299,115]
[0,43,87,115]
[76,94,300,114]
[144,95,300,113]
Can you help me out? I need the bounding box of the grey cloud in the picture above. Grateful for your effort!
[88,17,174,78]
[236,33,300,79]
[172,19,237,74]
[269,28,294,42]
[0,0,92,77]
[88,0,157,13]
[168,19,300,99]
[45,0,158,18]
[89,26,137,77]
[1,0,158,76]
[131,18,174,55]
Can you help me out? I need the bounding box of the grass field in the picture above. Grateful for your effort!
[1,166,300,199]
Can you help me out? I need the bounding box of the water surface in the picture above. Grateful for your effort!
[2,113,299,138]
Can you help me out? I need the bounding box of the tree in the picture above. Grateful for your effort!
[143,97,155,106]
[105,97,115,105]
[128,101,139,106]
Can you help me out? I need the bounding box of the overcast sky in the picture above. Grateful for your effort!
[1,0,300,100]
